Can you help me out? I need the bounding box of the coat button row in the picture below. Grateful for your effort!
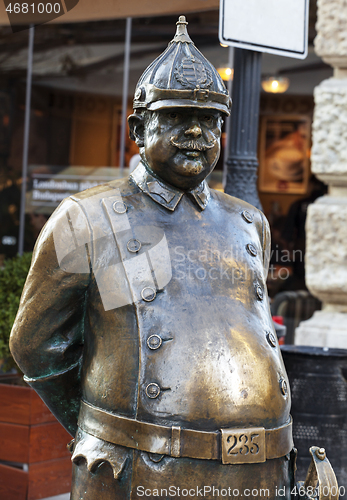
[241,210,253,223]
[246,243,257,257]
[280,379,288,396]
[266,331,277,348]
[113,201,127,214]
[141,286,156,302]
[147,334,162,350]
[146,383,161,398]
[256,284,263,300]
[127,238,142,253]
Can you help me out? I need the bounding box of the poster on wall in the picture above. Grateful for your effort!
[258,115,311,194]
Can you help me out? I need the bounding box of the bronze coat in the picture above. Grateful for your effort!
[10,165,293,499]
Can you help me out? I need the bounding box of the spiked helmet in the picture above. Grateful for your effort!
[133,16,231,116]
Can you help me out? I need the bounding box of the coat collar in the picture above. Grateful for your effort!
[130,161,210,212]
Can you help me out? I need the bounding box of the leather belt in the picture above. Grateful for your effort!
[78,400,293,465]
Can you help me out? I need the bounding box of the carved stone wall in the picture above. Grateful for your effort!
[312,79,347,178]
[314,0,347,67]
[305,199,347,304]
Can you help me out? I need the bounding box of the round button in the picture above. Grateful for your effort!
[147,334,162,350]
[241,210,253,223]
[145,383,161,399]
[280,379,288,396]
[141,287,156,302]
[266,331,277,348]
[127,239,142,253]
[256,285,263,301]
[246,243,258,257]
[112,201,127,214]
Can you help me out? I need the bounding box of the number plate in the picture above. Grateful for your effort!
[221,427,266,464]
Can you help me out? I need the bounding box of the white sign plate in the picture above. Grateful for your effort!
[219,0,309,59]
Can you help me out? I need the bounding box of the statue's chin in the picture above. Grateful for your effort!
[174,160,204,177]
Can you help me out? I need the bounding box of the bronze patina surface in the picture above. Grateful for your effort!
[9,16,336,500]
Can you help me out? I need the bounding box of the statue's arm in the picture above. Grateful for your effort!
[10,198,91,437]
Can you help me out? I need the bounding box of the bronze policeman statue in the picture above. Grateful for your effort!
[10,16,338,500]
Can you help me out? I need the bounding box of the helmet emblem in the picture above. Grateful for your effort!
[175,57,213,89]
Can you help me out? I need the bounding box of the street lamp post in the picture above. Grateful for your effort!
[224,48,262,210]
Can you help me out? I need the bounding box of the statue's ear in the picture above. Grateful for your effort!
[128,113,145,147]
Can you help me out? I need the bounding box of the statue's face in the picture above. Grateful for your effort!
[142,107,223,190]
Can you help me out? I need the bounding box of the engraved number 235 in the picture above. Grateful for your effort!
[227,434,260,456]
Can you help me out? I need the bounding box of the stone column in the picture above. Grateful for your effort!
[295,0,347,347]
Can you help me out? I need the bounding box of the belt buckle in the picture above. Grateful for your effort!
[221,427,266,464]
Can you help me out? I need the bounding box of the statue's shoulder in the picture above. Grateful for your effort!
[210,188,264,222]
[210,189,270,266]
[38,176,141,265]
[70,175,139,202]
[44,176,140,232]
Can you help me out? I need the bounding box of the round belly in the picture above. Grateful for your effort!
[138,299,290,431]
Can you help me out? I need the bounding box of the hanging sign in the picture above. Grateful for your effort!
[219,0,309,59]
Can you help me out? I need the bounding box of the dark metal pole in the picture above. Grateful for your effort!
[224,48,262,210]
[18,25,34,256]
[119,17,132,173]
[222,46,234,188]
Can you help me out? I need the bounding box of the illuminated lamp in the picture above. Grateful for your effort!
[261,76,290,93]
[217,67,234,82]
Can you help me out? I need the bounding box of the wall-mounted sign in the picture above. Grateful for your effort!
[27,166,128,215]
[219,0,309,59]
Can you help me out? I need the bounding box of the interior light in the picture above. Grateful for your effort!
[217,67,234,81]
[261,76,290,93]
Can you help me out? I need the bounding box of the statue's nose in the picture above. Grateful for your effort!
[184,124,202,138]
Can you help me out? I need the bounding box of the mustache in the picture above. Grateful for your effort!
[170,136,217,151]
